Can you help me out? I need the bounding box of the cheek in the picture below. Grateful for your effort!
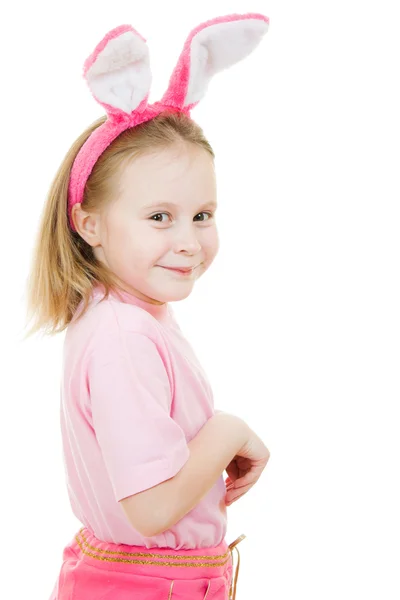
[108,228,131,261]
[117,224,166,267]
[205,227,220,257]
[103,219,139,267]
[197,228,219,270]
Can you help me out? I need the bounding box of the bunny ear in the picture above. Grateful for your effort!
[160,13,269,111]
[83,24,152,117]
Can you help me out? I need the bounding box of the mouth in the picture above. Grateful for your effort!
[159,265,199,275]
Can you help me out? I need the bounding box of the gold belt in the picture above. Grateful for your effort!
[167,533,246,600]
[75,527,246,599]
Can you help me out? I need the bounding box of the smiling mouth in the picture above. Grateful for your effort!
[159,265,199,274]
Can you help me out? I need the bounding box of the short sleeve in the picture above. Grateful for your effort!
[87,330,190,502]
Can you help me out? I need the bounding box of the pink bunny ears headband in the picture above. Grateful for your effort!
[67,12,269,232]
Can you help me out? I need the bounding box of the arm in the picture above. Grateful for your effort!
[119,411,249,537]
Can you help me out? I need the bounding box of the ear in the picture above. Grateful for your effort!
[70,203,102,248]
[160,13,269,111]
[83,24,152,116]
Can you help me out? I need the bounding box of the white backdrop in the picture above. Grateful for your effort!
[1,0,399,598]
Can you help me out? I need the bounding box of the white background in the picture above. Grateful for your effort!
[1,0,399,598]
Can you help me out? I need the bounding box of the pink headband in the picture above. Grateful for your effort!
[67,12,269,232]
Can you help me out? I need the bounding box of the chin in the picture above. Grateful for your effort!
[159,285,196,302]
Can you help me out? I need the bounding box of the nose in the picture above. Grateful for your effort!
[172,223,202,254]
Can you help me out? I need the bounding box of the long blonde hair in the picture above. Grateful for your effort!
[23,110,215,339]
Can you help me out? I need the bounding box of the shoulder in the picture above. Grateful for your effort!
[68,291,166,352]
[93,294,162,339]
[86,298,173,384]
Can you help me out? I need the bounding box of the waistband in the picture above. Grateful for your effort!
[73,527,246,600]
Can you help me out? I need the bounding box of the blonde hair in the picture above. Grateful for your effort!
[23,110,215,339]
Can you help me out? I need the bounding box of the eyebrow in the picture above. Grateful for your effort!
[142,201,218,211]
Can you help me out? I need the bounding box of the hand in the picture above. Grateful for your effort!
[225,428,270,506]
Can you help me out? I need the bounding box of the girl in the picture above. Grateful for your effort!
[24,13,271,600]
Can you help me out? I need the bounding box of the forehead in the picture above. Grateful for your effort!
[116,143,216,206]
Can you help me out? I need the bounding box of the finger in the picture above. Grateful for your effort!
[231,466,264,488]
[226,482,253,503]
[225,489,248,506]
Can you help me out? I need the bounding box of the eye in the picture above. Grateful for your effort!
[150,211,215,223]
[194,211,214,222]
[150,212,170,223]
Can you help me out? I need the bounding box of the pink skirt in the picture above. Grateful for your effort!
[48,526,246,600]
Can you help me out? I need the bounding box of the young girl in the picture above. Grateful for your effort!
[24,13,270,600]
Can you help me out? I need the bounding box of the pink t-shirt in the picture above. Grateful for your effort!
[60,284,227,549]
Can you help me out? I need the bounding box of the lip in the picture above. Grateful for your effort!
[160,265,198,274]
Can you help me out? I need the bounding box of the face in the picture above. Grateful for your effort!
[73,143,219,305]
